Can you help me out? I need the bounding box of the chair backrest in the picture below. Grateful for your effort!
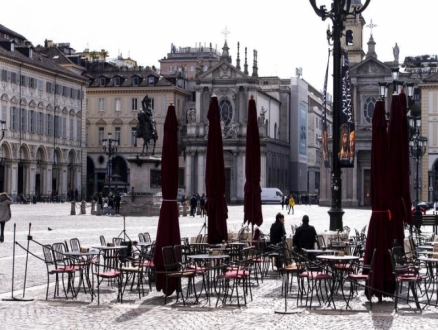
[189,243,209,255]
[162,246,177,268]
[138,233,145,243]
[42,244,54,264]
[52,242,67,267]
[195,234,203,243]
[143,233,152,243]
[315,235,325,249]
[368,248,377,277]
[202,234,208,243]
[100,235,106,246]
[290,225,296,235]
[391,246,407,267]
[70,238,81,252]
[113,237,123,246]
[174,245,189,264]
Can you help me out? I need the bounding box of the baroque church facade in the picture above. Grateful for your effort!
[180,42,290,203]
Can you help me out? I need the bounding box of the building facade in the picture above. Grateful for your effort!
[0,24,87,201]
[85,65,190,198]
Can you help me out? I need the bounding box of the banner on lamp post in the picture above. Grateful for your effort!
[322,49,331,168]
[338,49,355,168]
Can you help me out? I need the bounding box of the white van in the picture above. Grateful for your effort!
[261,188,283,204]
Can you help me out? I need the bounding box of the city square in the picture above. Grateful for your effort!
[0,203,436,329]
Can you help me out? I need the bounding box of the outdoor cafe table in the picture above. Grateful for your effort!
[188,254,230,303]
[91,245,128,271]
[316,255,360,309]
[418,256,438,306]
[64,250,100,301]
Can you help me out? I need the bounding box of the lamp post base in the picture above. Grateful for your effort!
[328,207,344,231]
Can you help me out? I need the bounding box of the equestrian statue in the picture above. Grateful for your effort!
[136,95,158,155]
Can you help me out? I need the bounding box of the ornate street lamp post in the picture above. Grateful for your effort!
[102,132,119,197]
[409,119,427,204]
[309,0,371,230]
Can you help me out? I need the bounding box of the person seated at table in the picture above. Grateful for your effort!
[293,215,317,252]
[270,213,285,246]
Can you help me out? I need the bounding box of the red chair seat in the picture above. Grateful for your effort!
[348,274,368,280]
[98,271,121,278]
[308,272,330,280]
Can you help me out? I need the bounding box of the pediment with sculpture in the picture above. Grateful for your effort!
[350,57,392,77]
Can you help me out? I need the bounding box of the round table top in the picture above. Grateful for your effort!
[418,256,438,262]
[91,245,128,250]
[316,255,359,261]
[417,245,434,250]
[64,250,99,256]
[136,242,153,247]
[188,254,229,259]
[304,249,335,254]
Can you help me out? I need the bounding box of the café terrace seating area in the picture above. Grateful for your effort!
[39,226,438,311]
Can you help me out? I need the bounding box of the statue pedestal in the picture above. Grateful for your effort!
[120,155,163,217]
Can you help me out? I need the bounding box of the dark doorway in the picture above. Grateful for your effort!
[86,156,95,199]
[36,174,41,196]
[0,165,4,192]
[18,165,24,194]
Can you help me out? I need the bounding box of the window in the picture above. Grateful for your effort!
[10,106,18,130]
[54,115,60,137]
[363,97,377,124]
[29,78,36,89]
[131,98,137,111]
[55,84,62,95]
[21,108,27,132]
[169,66,173,72]
[114,77,120,86]
[190,66,194,72]
[99,98,104,111]
[46,114,52,136]
[100,78,106,86]
[132,77,139,86]
[20,75,27,87]
[115,127,121,145]
[77,119,81,140]
[69,118,74,139]
[38,79,43,90]
[46,81,54,93]
[98,127,104,145]
[11,72,16,85]
[62,117,67,138]
[131,128,137,146]
[1,105,6,121]
[148,77,154,86]
[115,98,121,112]
[219,99,233,127]
[38,112,44,135]
[150,98,155,110]
[1,69,7,81]
[29,110,35,133]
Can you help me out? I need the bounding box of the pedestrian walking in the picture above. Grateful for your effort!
[74,189,78,202]
[190,194,197,217]
[200,194,206,217]
[0,192,12,243]
[114,193,121,216]
[281,196,285,210]
[288,195,295,215]
[98,192,103,215]
[107,194,114,216]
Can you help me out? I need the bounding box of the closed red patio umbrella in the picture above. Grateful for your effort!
[205,95,228,244]
[399,91,413,226]
[387,94,407,246]
[153,104,181,295]
[244,96,263,229]
[364,100,394,299]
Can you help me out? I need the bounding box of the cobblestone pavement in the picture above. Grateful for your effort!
[0,202,437,329]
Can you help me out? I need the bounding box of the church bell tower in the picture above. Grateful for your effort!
[340,0,366,65]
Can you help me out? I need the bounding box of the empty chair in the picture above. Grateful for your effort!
[138,233,145,243]
[99,235,106,246]
[143,232,152,244]
[42,244,76,300]
[113,237,123,246]
[195,234,203,243]
[202,234,208,243]
[70,238,81,252]
[315,235,326,249]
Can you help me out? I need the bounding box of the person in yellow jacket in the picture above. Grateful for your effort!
[288,195,295,215]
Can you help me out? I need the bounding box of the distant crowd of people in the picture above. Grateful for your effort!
[180,193,206,217]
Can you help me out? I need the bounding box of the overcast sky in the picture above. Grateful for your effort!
[1,1,435,92]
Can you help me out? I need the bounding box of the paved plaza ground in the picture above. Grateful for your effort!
[0,202,437,329]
